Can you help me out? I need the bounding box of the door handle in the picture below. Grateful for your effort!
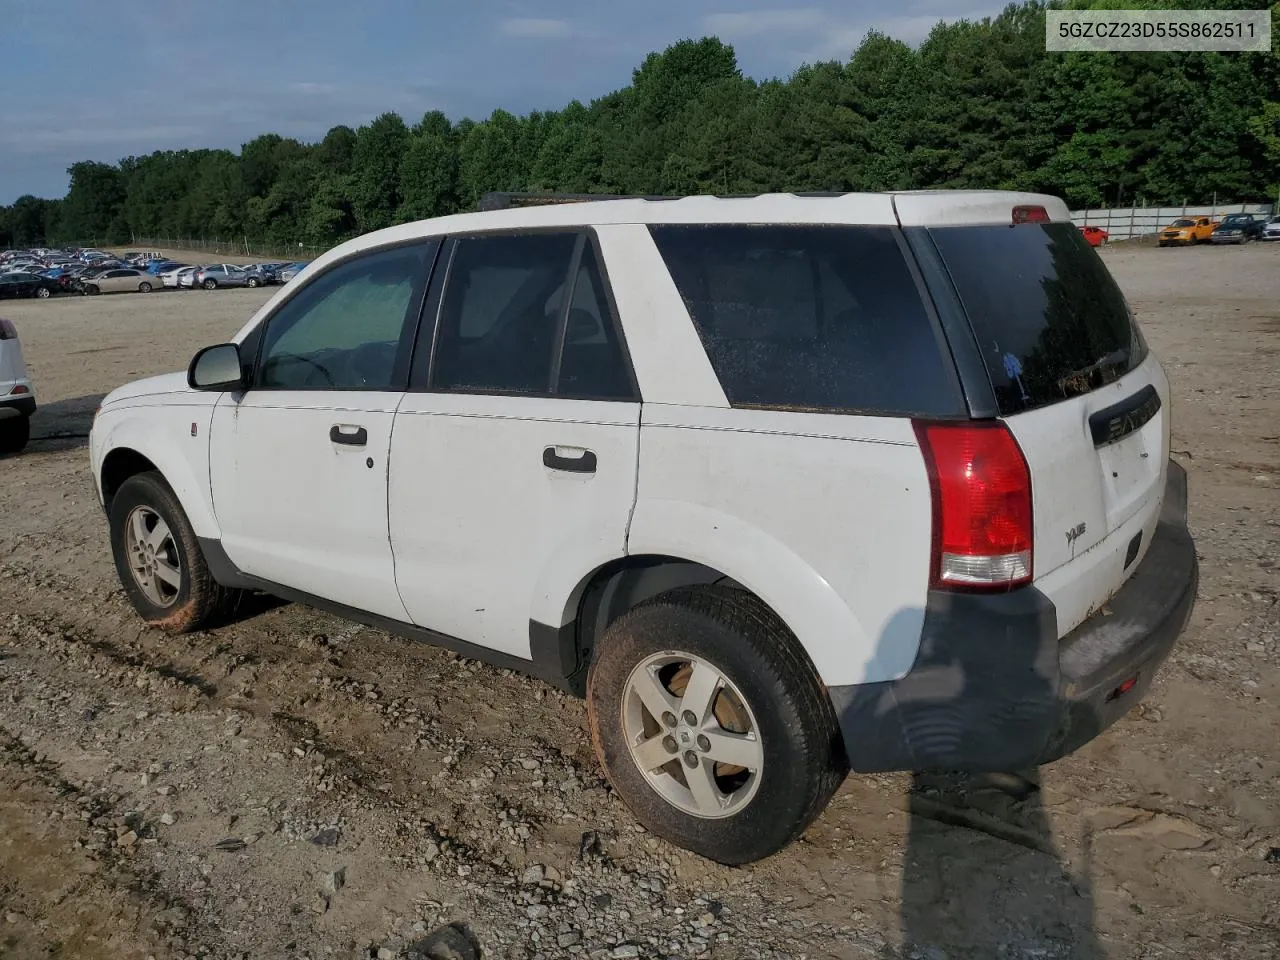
[330,424,368,447]
[543,446,597,474]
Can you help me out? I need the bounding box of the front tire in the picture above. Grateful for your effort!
[109,472,240,632]
[586,586,846,864]
[246,277,260,288]
[202,279,217,290]
[0,415,30,455]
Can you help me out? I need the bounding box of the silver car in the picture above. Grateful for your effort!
[1264,216,1280,242]
[81,268,159,295]
[194,264,252,290]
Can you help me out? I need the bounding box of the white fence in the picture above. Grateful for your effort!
[1069,202,1275,240]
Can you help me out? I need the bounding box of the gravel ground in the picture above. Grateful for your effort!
[1,244,1277,960]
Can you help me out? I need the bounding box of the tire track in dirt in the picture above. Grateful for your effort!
[0,582,883,959]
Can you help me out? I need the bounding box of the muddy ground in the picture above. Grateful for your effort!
[0,243,1277,960]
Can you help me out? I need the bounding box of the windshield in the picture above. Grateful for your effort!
[1171,219,1195,227]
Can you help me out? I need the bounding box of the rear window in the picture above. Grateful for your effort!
[649,225,963,416]
[929,222,1146,416]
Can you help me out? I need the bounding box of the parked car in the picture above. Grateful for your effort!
[81,268,159,295]
[0,317,35,454]
[1079,225,1108,247]
[277,261,310,283]
[1210,213,1265,244]
[89,190,1198,865]
[177,266,200,289]
[1264,216,1280,242]
[1158,216,1216,246]
[0,271,60,299]
[70,265,112,292]
[147,260,187,275]
[240,264,275,287]
[194,264,252,289]
[161,265,196,288]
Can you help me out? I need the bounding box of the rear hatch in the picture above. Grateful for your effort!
[917,208,1169,638]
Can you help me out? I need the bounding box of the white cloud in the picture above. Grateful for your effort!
[499,18,573,39]
[702,8,827,37]
[704,5,1002,62]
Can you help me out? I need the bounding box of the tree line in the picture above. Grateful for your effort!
[2,1,1276,250]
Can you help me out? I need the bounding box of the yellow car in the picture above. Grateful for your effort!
[1158,216,1217,246]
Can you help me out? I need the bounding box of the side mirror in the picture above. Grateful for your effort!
[188,343,245,391]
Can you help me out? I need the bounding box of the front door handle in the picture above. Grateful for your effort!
[543,446,597,474]
[330,424,368,447]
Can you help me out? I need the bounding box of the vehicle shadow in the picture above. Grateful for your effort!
[839,606,1102,958]
[900,769,1101,959]
[28,393,105,450]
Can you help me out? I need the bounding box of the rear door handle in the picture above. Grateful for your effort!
[330,424,368,447]
[543,446,597,474]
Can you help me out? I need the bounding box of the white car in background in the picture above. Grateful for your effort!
[0,318,35,454]
[1264,216,1280,242]
[162,266,197,289]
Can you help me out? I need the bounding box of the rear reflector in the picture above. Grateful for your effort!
[1012,205,1050,224]
[1106,676,1139,702]
[913,420,1034,591]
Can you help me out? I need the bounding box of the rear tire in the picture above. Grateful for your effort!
[0,415,30,455]
[35,286,51,299]
[139,281,153,293]
[586,585,847,864]
[108,471,241,632]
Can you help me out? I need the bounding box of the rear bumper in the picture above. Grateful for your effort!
[0,393,36,418]
[830,460,1197,773]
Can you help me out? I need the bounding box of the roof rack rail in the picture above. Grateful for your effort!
[477,192,677,211]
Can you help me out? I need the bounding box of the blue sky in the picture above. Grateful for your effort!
[0,0,1000,202]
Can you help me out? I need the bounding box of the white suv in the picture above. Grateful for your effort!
[89,192,1198,863]
[0,318,35,454]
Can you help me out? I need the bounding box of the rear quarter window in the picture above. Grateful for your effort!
[928,222,1147,416]
[648,224,964,416]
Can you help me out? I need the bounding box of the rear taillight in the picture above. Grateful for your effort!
[913,420,1033,591]
[1012,205,1049,224]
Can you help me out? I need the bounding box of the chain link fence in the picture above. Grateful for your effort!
[1069,201,1276,241]
[127,237,336,260]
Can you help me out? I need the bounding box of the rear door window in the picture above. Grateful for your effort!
[554,242,636,401]
[430,232,578,395]
[648,225,962,415]
[928,222,1146,415]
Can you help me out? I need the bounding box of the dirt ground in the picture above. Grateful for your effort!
[0,243,1277,960]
